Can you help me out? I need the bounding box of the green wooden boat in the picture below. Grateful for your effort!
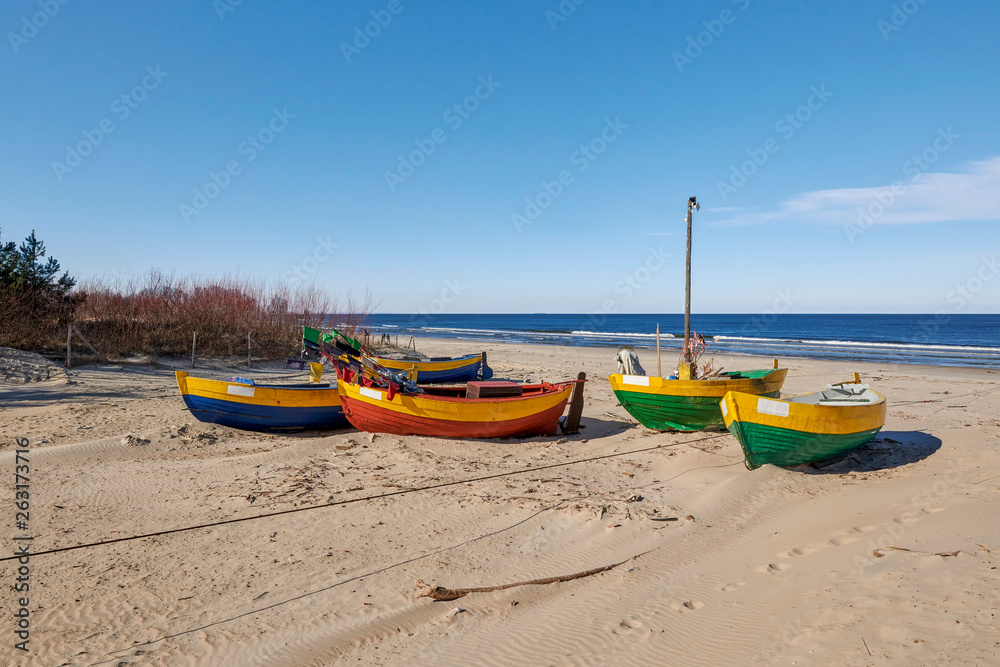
[721,378,886,469]
[606,197,788,431]
[608,368,787,431]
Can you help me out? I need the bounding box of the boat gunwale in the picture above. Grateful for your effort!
[338,379,574,405]
[609,368,787,398]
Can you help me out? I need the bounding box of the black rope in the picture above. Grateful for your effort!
[88,497,581,666]
[2,433,730,562]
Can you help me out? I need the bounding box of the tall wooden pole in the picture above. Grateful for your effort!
[656,323,661,377]
[683,197,695,362]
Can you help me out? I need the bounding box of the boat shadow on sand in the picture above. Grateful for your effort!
[795,430,942,475]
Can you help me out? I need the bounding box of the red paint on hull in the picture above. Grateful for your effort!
[340,396,570,438]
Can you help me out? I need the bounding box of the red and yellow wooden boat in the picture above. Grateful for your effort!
[336,377,575,438]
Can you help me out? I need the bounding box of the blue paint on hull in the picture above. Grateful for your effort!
[414,360,493,383]
[180,395,349,432]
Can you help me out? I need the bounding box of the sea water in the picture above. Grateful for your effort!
[361,314,1000,368]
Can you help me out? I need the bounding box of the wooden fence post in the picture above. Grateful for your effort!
[564,372,586,434]
[66,324,72,368]
[191,331,197,369]
[71,325,107,363]
[247,332,252,368]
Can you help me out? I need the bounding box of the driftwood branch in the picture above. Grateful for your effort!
[872,546,962,558]
[416,551,651,601]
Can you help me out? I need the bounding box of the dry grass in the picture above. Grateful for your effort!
[22,271,375,361]
[0,288,80,352]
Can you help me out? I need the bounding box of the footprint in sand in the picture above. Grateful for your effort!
[670,600,705,613]
[754,563,792,574]
[828,536,859,546]
[851,525,877,533]
[782,546,819,558]
[922,507,945,514]
[611,619,645,635]
[721,582,746,592]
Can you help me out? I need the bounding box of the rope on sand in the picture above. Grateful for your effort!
[0,433,730,563]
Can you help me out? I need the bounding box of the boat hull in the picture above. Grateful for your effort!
[609,368,787,431]
[721,390,886,469]
[175,371,348,432]
[337,380,573,438]
[371,354,491,383]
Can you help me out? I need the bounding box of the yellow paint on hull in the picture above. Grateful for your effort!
[372,355,480,373]
[721,388,886,435]
[608,368,787,399]
[176,371,341,409]
[336,380,572,423]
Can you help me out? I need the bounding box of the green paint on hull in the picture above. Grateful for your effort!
[614,389,780,431]
[728,421,883,469]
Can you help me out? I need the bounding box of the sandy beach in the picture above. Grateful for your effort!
[1,338,999,666]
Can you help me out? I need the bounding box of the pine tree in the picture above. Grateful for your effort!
[0,228,79,349]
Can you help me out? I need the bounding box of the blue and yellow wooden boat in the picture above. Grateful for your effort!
[371,353,492,383]
[303,326,491,383]
[175,369,348,432]
[721,375,886,469]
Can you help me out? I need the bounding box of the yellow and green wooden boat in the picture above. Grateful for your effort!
[608,197,788,432]
[721,377,886,469]
[609,367,787,431]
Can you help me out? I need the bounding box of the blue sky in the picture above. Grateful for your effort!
[1,0,998,314]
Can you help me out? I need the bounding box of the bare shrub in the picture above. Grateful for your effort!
[71,271,375,360]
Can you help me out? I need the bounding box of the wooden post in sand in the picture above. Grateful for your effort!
[656,323,661,377]
[70,325,107,363]
[564,372,586,434]
[191,332,197,369]
[66,324,72,368]
[247,332,252,368]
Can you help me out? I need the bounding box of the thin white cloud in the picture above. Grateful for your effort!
[712,156,1000,226]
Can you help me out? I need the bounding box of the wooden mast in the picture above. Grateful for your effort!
[680,196,699,379]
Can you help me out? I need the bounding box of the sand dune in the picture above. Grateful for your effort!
[1,339,998,665]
